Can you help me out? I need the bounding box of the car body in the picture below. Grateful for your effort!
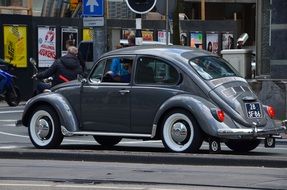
[21,45,286,153]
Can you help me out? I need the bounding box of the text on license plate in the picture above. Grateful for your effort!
[245,102,262,118]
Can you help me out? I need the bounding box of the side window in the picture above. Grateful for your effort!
[90,57,134,83]
[104,57,133,83]
[135,57,179,85]
[89,60,105,83]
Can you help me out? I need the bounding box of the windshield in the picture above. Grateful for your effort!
[189,56,240,80]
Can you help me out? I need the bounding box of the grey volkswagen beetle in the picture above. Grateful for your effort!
[21,46,286,153]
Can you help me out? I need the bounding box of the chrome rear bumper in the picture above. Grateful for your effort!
[217,125,286,137]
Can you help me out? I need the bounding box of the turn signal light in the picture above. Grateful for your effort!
[267,106,275,119]
[211,108,225,122]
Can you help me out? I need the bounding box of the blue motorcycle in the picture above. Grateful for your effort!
[0,58,21,106]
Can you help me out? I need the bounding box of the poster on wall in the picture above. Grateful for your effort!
[83,28,93,41]
[38,26,56,68]
[61,27,78,56]
[142,30,154,41]
[222,32,234,50]
[122,29,135,39]
[3,25,27,68]
[158,30,170,44]
[206,32,219,54]
[190,31,202,49]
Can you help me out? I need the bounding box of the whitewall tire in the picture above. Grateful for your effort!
[161,110,203,153]
[28,106,63,148]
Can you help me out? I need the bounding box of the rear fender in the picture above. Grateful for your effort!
[22,93,79,133]
[153,94,234,137]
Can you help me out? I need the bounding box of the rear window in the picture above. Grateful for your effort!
[189,56,240,80]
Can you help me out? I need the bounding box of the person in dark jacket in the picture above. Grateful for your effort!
[34,46,82,93]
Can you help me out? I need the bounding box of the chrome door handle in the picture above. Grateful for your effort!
[119,89,130,95]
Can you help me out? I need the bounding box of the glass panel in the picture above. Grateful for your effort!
[89,60,105,83]
[32,0,44,16]
[189,56,239,80]
[10,0,24,6]
[0,0,30,14]
[135,57,179,85]
[105,57,133,83]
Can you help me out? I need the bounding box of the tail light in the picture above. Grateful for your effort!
[267,106,275,119]
[211,108,225,122]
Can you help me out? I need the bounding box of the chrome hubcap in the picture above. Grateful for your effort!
[171,122,188,144]
[211,141,219,151]
[36,117,51,140]
[266,137,274,146]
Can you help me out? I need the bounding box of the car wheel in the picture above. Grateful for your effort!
[161,109,203,153]
[5,86,21,107]
[225,139,261,152]
[93,136,122,147]
[28,106,63,149]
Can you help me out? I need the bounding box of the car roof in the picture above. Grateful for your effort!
[120,39,173,45]
[101,45,215,61]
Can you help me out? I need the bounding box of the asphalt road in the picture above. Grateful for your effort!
[0,158,286,190]
[0,102,287,168]
[0,102,287,189]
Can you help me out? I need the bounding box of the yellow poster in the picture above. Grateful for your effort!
[82,28,93,41]
[3,25,27,68]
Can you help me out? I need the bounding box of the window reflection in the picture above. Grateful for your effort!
[189,56,239,80]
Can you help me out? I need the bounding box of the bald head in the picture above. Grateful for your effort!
[67,46,78,55]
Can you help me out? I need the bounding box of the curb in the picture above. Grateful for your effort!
[0,149,287,168]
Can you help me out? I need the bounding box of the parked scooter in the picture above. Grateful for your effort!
[0,58,21,106]
[29,58,53,96]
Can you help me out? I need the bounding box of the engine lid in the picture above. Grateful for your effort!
[209,79,267,127]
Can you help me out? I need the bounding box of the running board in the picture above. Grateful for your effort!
[61,126,152,138]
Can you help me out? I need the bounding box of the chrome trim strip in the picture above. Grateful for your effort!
[61,126,152,138]
[217,126,286,137]
[211,77,247,88]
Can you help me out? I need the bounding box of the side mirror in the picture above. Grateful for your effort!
[77,74,83,81]
[29,57,36,64]
[29,57,38,72]
[77,74,87,84]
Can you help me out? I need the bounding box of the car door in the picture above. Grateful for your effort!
[80,56,134,133]
[131,56,181,134]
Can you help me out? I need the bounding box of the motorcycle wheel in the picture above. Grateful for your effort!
[5,86,21,106]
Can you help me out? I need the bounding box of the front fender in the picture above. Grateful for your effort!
[22,93,79,133]
[153,94,234,137]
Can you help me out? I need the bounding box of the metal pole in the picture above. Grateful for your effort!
[135,14,142,45]
[93,2,106,63]
[166,0,169,45]
[201,0,205,21]
[256,0,261,76]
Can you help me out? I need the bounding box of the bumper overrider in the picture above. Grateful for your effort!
[217,125,287,138]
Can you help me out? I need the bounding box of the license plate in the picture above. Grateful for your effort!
[245,102,262,118]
